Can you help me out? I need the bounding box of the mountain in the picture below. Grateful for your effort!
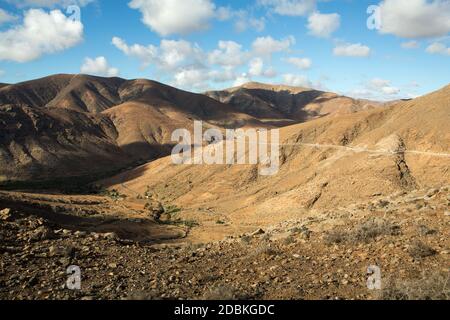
[205,81,388,125]
[103,84,450,228]
[0,74,263,181]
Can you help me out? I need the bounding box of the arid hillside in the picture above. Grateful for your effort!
[104,84,450,234]
[205,82,390,125]
[0,79,448,301]
[0,75,263,181]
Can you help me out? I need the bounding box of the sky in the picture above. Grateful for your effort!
[0,0,449,101]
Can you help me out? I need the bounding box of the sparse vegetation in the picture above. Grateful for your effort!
[203,285,236,300]
[163,205,182,215]
[379,272,449,300]
[161,218,199,228]
[101,189,127,201]
[252,243,279,257]
[324,218,400,245]
[407,240,437,259]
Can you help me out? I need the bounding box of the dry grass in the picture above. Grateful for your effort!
[379,272,450,300]
[203,285,236,300]
[324,218,400,245]
[407,240,437,259]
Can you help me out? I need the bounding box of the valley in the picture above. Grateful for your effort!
[0,75,449,300]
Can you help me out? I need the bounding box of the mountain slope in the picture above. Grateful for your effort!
[104,84,450,229]
[0,75,264,181]
[205,82,389,125]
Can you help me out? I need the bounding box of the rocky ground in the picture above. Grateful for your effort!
[0,186,449,300]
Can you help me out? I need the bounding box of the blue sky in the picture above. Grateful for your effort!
[0,0,449,100]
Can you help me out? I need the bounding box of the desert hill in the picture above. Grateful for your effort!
[104,84,450,234]
[0,75,263,181]
[205,81,387,125]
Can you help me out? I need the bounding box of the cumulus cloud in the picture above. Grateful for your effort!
[378,0,450,38]
[113,35,289,91]
[234,13,266,33]
[248,58,277,77]
[173,67,210,90]
[233,73,252,87]
[81,56,119,77]
[128,0,216,36]
[368,78,400,95]
[0,9,83,63]
[111,37,158,68]
[401,41,420,49]
[285,57,312,70]
[218,8,266,33]
[112,37,205,71]
[349,78,401,100]
[307,11,340,38]
[259,0,316,16]
[282,74,312,88]
[426,42,450,55]
[208,41,249,69]
[252,36,295,57]
[0,9,17,25]
[333,43,371,57]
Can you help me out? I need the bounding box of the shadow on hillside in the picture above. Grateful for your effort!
[0,195,185,243]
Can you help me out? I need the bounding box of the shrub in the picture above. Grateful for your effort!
[324,218,400,245]
[203,285,236,300]
[408,240,437,259]
[351,218,400,242]
[379,272,449,300]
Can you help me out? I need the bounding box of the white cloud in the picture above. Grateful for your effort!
[307,11,340,38]
[216,6,234,21]
[0,70,5,77]
[113,37,206,73]
[378,0,450,38]
[128,0,216,36]
[81,56,119,77]
[368,78,391,88]
[209,69,236,83]
[368,78,400,95]
[333,43,371,57]
[252,36,295,57]
[174,67,210,91]
[113,35,289,91]
[233,73,251,87]
[159,40,204,70]
[222,9,266,33]
[426,42,450,55]
[0,9,83,63]
[259,0,316,16]
[285,57,312,70]
[248,58,277,77]
[282,74,312,87]
[349,78,401,100]
[208,41,249,69]
[112,37,158,68]
[235,16,266,33]
[0,9,17,25]
[249,58,264,76]
[7,0,94,8]
[401,40,420,49]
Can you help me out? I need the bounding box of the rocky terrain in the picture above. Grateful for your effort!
[0,186,448,300]
[0,76,449,301]
[0,75,385,182]
[0,75,263,181]
[205,82,391,125]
